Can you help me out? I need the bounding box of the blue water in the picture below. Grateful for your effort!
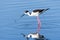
[0,0,60,40]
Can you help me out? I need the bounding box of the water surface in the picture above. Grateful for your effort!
[0,0,60,40]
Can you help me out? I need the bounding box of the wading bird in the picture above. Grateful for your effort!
[21,8,49,32]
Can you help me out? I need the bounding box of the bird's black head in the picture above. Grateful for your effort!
[25,10,29,13]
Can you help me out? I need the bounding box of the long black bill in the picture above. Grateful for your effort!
[21,14,25,17]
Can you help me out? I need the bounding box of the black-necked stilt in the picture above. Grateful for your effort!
[21,32,45,40]
[21,8,49,17]
[21,8,49,32]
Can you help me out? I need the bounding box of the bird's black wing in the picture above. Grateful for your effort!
[33,9,44,13]
[33,8,49,13]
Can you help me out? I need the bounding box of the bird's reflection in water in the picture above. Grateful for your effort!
[21,32,49,40]
[34,35,48,40]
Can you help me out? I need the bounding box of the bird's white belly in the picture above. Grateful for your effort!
[31,12,39,16]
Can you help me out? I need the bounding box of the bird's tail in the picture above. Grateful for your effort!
[44,8,50,11]
[40,8,50,14]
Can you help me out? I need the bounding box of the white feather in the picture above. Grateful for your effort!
[24,12,39,16]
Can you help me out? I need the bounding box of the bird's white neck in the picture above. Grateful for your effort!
[25,12,39,16]
[25,12,31,16]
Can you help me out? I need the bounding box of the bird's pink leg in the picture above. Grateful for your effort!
[37,16,41,33]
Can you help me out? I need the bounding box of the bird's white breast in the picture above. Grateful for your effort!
[31,12,39,16]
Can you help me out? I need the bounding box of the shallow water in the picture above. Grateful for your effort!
[0,0,60,40]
